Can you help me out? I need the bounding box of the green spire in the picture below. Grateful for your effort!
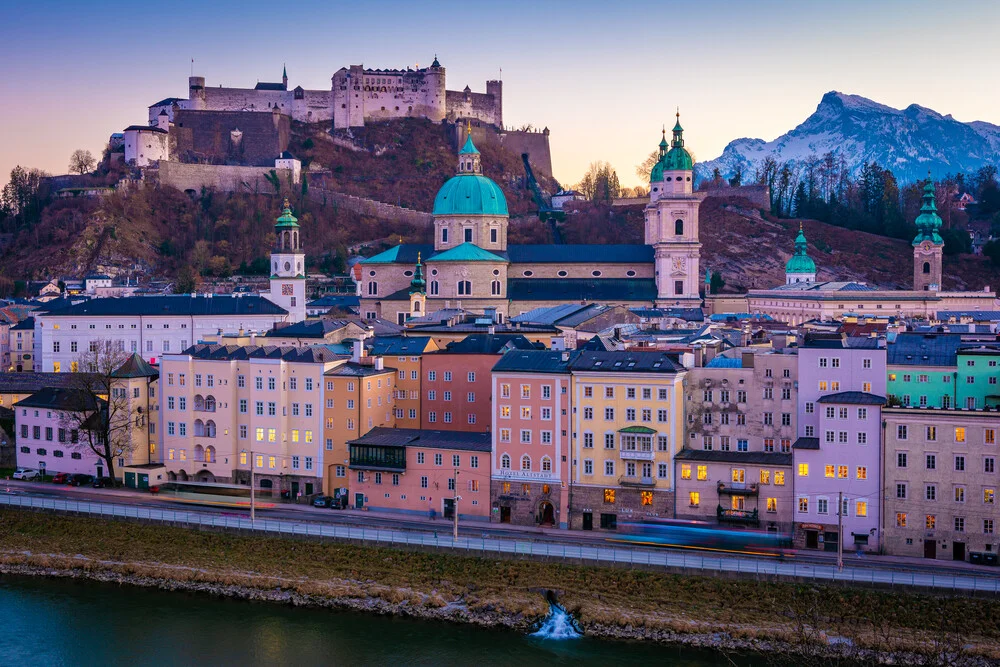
[275,198,299,228]
[785,223,817,276]
[671,109,684,145]
[912,173,944,247]
[409,252,426,294]
[658,126,668,157]
[283,64,287,78]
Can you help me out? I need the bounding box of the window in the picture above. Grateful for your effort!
[696,465,708,481]
[775,471,785,486]
[689,492,700,507]
[798,497,809,513]
[856,466,867,480]
[986,519,995,535]
[897,425,908,440]
[956,427,966,443]
[584,459,593,475]
[926,484,936,501]
[604,460,615,476]
[955,486,966,503]
[798,463,809,477]
[897,452,908,468]
[896,483,907,499]
[986,457,995,474]
[986,488,996,505]
[434,453,443,466]
[956,456,966,472]
[955,517,965,532]
[896,513,907,528]
[856,501,867,517]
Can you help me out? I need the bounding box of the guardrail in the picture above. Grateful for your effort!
[3,493,999,593]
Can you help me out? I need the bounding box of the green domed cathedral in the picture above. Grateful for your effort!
[360,123,705,324]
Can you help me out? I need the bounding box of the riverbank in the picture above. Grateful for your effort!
[2,509,998,665]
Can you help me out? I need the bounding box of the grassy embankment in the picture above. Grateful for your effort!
[1,509,999,662]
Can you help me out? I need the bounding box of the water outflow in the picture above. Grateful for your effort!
[530,603,582,640]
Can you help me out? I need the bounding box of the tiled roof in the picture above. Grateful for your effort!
[792,437,820,450]
[635,307,706,321]
[14,387,102,412]
[802,334,883,350]
[367,336,434,356]
[325,361,396,377]
[704,356,743,368]
[361,244,434,265]
[181,343,344,363]
[347,426,491,452]
[254,82,286,91]
[266,319,356,338]
[816,391,886,405]
[11,317,34,331]
[888,333,963,367]
[43,295,287,317]
[111,353,159,379]
[507,278,657,302]
[937,311,1000,322]
[0,372,103,395]
[570,350,684,373]
[149,97,183,107]
[307,295,360,309]
[442,334,539,355]
[492,349,577,374]
[674,448,793,466]
[427,243,507,263]
[124,125,167,134]
[506,244,653,263]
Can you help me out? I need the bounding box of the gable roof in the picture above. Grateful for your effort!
[367,335,435,356]
[492,349,577,374]
[888,333,963,367]
[112,353,159,379]
[569,350,683,374]
[442,334,538,355]
[427,243,507,263]
[14,387,102,412]
[44,295,287,317]
[266,319,357,339]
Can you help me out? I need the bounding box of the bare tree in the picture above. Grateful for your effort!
[61,340,136,480]
[635,150,659,182]
[577,161,621,203]
[69,149,96,175]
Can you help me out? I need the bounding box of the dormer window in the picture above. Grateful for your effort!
[441,228,449,244]
[464,228,473,243]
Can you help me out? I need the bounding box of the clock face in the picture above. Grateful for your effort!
[281,284,294,296]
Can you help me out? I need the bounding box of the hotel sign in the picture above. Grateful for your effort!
[495,470,555,481]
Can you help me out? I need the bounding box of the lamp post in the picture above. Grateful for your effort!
[453,469,461,539]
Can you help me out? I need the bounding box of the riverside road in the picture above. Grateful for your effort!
[2,480,999,592]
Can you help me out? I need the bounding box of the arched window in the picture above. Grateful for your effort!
[500,454,511,469]
[194,444,205,462]
[430,281,439,295]
[457,280,471,295]
[193,395,205,411]
[521,455,531,471]
[922,262,931,274]
[205,420,216,437]
[193,419,205,437]
[414,301,422,312]
[675,219,684,235]
[204,396,216,412]
[205,445,216,463]
[368,281,378,295]
[491,280,501,295]
[541,456,552,472]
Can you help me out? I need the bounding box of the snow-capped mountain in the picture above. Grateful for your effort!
[696,91,1000,184]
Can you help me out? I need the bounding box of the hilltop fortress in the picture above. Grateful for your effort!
[148,57,502,129]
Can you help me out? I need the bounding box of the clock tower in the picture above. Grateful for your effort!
[911,177,944,292]
[269,199,307,323]
[644,113,705,306]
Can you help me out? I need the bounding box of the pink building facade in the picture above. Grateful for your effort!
[490,349,573,528]
[347,427,490,520]
[794,334,887,553]
[15,388,105,477]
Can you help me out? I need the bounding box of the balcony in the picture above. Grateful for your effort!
[717,481,759,496]
[618,475,656,488]
[619,449,655,461]
[349,444,406,472]
[717,505,760,526]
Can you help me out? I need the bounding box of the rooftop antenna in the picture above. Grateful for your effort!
[190,58,194,76]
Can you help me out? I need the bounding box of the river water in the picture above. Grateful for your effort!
[0,575,765,666]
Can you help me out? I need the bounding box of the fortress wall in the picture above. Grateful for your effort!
[293,91,334,123]
[158,162,295,194]
[202,87,292,113]
[309,188,433,227]
[500,130,553,177]
[699,184,771,209]
[445,91,500,125]
[171,110,289,167]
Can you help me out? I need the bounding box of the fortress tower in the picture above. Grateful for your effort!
[912,177,944,292]
[644,113,705,306]
[269,199,306,323]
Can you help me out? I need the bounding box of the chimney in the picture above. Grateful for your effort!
[561,351,570,362]
[488,325,495,335]
[352,340,363,363]
[374,357,384,371]
[250,332,257,345]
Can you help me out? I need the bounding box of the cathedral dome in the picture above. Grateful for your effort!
[785,227,816,275]
[650,112,694,181]
[433,174,509,216]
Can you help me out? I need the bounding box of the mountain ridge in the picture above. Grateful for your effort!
[697,91,1000,184]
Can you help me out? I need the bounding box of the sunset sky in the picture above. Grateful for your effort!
[2,0,999,188]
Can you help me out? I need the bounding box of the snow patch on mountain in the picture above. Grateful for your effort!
[697,91,1000,184]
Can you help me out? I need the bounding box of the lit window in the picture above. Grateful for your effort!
[696,465,707,481]
[640,491,653,506]
[955,427,966,443]
[603,488,615,504]
[798,463,809,477]
[681,464,691,480]
[689,492,700,507]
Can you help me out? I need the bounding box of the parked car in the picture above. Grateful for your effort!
[69,474,93,487]
[92,477,114,489]
[12,468,40,481]
[330,488,349,509]
[312,495,333,508]
[51,472,71,484]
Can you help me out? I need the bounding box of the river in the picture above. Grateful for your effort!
[0,575,769,666]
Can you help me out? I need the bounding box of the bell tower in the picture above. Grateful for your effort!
[269,199,307,323]
[644,112,704,306]
[912,176,944,292]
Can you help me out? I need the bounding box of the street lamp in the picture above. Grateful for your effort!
[453,469,461,539]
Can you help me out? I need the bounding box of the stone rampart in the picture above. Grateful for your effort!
[309,188,432,226]
[158,162,295,194]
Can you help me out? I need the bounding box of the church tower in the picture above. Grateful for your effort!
[408,252,426,319]
[269,199,306,323]
[644,112,704,306]
[912,177,944,292]
[785,223,817,284]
